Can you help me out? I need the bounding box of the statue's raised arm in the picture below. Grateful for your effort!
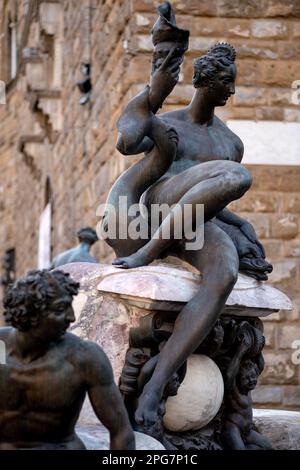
[116,1,189,156]
[149,1,189,113]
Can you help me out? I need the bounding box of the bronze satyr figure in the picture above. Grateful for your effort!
[50,227,99,268]
[0,270,135,450]
[102,2,272,428]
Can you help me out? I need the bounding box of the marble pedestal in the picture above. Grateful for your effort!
[61,260,293,449]
[63,260,291,380]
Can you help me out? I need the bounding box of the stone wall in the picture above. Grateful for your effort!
[231,166,300,410]
[0,0,299,408]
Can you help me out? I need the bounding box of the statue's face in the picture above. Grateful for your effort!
[35,289,75,342]
[207,63,236,107]
[238,365,258,393]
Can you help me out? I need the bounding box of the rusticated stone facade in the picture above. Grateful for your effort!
[0,0,299,409]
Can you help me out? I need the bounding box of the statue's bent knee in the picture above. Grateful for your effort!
[239,165,253,193]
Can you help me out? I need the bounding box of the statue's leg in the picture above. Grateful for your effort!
[103,116,178,258]
[113,160,251,268]
[245,429,273,450]
[135,222,239,427]
[222,422,246,450]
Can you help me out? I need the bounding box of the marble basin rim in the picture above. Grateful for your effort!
[95,262,293,315]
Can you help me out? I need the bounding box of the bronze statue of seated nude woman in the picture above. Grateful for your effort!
[101,2,272,428]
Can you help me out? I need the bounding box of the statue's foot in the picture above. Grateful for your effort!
[135,388,162,428]
[112,248,155,269]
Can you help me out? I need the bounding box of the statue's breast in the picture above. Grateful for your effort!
[163,118,241,165]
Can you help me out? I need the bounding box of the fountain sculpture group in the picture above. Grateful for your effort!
[0,2,294,451]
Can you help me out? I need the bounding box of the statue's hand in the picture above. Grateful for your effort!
[149,47,184,112]
[240,221,265,258]
[217,221,260,259]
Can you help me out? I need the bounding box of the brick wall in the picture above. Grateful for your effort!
[0,0,299,408]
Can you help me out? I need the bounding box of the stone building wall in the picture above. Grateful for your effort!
[0,0,299,409]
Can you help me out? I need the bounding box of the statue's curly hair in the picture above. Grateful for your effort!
[3,269,79,331]
[193,42,236,88]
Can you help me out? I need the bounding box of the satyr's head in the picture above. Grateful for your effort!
[193,42,236,106]
[3,270,79,341]
[237,359,259,394]
[77,227,98,246]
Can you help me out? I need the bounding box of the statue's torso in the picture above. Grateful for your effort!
[159,111,243,176]
[0,330,85,448]
[225,387,253,433]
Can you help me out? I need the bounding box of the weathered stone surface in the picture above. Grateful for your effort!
[293,21,300,37]
[284,108,300,122]
[261,353,297,385]
[235,40,278,60]
[25,62,48,90]
[258,239,283,258]
[279,326,300,350]
[189,17,251,38]
[255,106,283,121]
[217,0,265,18]
[264,1,300,18]
[233,86,268,107]
[284,194,300,213]
[283,386,300,407]
[282,296,300,320]
[268,87,296,106]
[272,215,299,240]
[262,311,281,322]
[253,409,300,450]
[249,166,300,193]
[258,61,300,87]
[252,386,282,405]
[264,324,276,348]
[230,191,280,213]
[251,20,288,39]
[76,424,165,450]
[268,261,297,286]
[163,355,224,432]
[278,42,300,60]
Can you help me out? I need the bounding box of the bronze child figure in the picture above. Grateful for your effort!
[0,269,135,450]
[221,326,272,450]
